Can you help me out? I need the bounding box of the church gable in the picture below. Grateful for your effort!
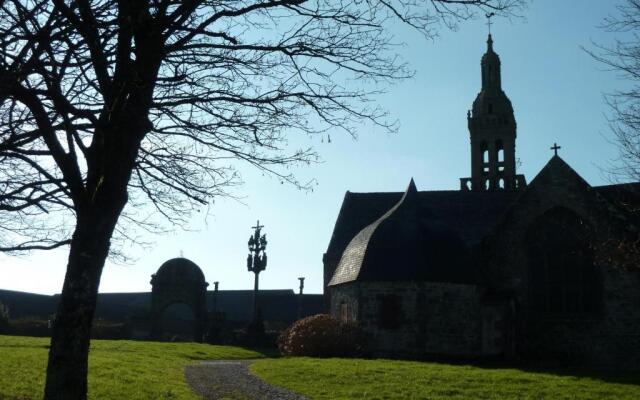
[525,155,593,202]
[487,155,637,247]
[483,155,632,286]
[486,157,636,300]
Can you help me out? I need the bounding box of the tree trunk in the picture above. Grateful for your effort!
[43,213,117,400]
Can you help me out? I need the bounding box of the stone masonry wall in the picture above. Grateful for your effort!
[329,282,359,322]
[332,281,485,358]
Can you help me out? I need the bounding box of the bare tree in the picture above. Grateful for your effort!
[0,1,525,399]
[589,0,640,183]
[587,0,640,271]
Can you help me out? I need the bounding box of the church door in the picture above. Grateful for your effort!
[482,300,514,356]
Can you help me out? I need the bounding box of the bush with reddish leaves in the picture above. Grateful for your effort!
[278,314,365,357]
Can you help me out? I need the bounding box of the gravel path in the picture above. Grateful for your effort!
[185,360,309,400]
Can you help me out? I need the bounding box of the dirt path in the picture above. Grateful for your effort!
[185,360,309,400]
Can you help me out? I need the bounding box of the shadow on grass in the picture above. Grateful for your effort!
[515,365,640,386]
[238,347,281,358]
[0,394,32,400]
[411,354,640,387]
[0,343,49,349]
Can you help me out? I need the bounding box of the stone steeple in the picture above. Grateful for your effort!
[461,34,526,191]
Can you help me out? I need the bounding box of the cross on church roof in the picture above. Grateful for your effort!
[251,220,264,231]
[486,12,496,35]
[550,142,561,156]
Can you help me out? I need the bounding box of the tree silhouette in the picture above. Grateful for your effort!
[0,1,524,399]
[587,0,640,269]
[588,0,640,183]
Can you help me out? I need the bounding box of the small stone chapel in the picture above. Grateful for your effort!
[323,34,640,369]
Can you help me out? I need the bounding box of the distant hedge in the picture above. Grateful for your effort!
[9,317,50,337]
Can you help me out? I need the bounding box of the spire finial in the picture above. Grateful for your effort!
[486,12,495,35]
[486,12,495,51]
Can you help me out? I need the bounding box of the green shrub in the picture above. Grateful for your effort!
[0,302,9,334]
[278,314,365,357]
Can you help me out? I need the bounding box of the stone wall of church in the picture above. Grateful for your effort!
[331,281,485,358]
[329,282,359,322]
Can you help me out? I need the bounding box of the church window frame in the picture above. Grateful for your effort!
[525,207,601,316]
[340,301,350,322]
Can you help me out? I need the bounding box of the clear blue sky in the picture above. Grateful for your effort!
[0,0,630,295]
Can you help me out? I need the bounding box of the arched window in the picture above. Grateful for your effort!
[526,208,600,315]
[481,141,489,166]
[496,140,504,163]
[340,301,349,322]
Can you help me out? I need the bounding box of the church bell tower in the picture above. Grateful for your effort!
[460,34,526,191]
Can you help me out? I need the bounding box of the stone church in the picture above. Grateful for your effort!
[323,34,640,369]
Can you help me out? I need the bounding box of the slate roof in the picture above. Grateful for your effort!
[324,184,519,264]
[329,180,483,286]
[593,182,640,224]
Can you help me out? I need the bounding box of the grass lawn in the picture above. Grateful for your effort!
[251,357,640,400]
[3,335,639,400]
[0,335,264,400]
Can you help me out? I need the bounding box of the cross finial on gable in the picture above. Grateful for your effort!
[550,142,561,156]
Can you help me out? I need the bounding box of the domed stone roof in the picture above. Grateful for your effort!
[328,179,476,286]
[471,89,514,119]
[151,258,207,286]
